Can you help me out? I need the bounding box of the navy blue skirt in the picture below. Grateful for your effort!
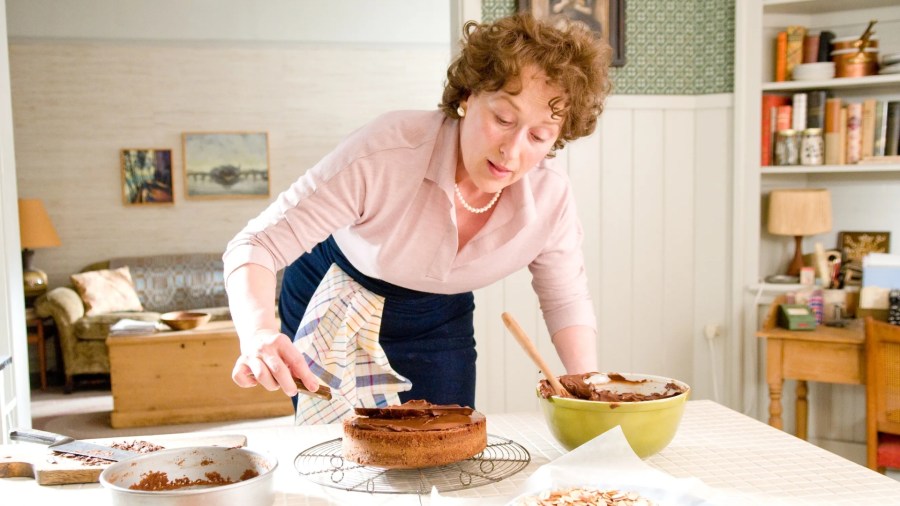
[279,236,476,407]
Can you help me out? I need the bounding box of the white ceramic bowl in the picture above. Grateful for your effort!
[792,62,835,80]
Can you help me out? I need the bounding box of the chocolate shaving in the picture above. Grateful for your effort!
[53,440,165,466]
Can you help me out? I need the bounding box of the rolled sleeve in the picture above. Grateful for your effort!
[529,182,597,336]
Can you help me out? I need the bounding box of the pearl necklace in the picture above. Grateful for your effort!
[454,184,502,214]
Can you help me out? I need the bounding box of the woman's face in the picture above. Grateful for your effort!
[457,66,564,194]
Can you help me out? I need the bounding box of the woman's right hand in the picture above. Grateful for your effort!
[231,328,320,397]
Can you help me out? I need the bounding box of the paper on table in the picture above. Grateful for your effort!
[109,318,159,336]
[431,426,759,506]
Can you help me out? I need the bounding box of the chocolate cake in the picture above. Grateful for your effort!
[342,400,487,469]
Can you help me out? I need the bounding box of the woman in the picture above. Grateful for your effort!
[224,13,612,409]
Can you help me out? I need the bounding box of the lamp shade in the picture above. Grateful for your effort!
[767,189,832,236]
[18,198,61,249]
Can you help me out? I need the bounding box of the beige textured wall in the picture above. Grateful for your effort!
[11,40,449,287]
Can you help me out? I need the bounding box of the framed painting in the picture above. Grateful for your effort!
[121,148,174,205]
[839,231,891,262]
[520,0,626,67]
[182,132,270,200]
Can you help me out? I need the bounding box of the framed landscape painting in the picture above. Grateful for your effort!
[182,132,270,199]
[121,148,174,205]
[520,0,626,66]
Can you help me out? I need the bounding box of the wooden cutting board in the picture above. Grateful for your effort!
[0,432,247,485]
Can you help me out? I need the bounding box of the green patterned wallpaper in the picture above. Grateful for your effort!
[481,0,735,95]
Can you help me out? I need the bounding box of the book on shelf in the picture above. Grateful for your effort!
[873,101,888,157]
[839,106,848,165]
[887,101,900,157]
[817,31,835,63]
[774,31,787,82]
[802,33,819,64]
[806,90,827,130]
[775,104,792,132]
[791,92,807,131]
[861,99,877,160]
[859,155,900,165]
[784,26,806,80]
[761,94,790,165]
[846,102,863,164]
[824,98,842,165]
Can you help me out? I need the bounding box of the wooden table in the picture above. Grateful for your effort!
[106,320,293,428]
[756,297,865,439]
[3,401,899,504]
[24,308,49,390]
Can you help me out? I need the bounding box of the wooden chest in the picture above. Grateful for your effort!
[106,321,293,428]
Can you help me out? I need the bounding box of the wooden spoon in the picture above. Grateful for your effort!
[501,312,570,398]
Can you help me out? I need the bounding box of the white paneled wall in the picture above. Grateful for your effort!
[473,95,734,414]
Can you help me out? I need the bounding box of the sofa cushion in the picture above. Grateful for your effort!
[75,311,162,341]
[71,267,144,316]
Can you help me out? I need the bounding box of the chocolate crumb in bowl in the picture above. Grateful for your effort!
[129,470,244,491]
[100,446,277,505]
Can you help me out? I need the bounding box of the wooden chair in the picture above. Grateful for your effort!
[864,317,900,473]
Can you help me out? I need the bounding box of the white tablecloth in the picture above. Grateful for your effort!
[2,400,898,505]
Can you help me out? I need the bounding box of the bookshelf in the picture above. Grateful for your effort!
[734,0,900,422]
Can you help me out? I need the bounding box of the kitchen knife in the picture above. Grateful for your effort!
[9,429,141,462]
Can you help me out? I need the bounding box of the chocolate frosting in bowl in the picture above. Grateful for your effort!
[538,372,686,402]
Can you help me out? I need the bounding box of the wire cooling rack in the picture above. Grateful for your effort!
[294,434,530,494]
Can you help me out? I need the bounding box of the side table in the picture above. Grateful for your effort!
[24,307,49,390]
[756,294,865,440]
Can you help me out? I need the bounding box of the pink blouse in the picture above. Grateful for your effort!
[223,110,595,335]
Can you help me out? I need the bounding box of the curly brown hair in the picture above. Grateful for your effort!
[440,12,613,154]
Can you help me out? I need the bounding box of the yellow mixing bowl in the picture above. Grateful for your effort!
[537,372,690,458]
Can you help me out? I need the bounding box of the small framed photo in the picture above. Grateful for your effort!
[121,149,174,205]
[838,231,891,262]
[182,132,270,200]
[520,0,626,67]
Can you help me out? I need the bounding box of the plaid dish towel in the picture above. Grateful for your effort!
[292,263,412,424]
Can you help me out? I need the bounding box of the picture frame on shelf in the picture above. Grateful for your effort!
[519,0,626,67]
[120,148,174,205]
[838,231,891,262]
[182,132,270,200]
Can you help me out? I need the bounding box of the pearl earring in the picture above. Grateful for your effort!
[456,105,466,118]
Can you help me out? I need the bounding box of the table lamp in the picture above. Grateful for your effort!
[767,188,832,277]
[18,198,61,296]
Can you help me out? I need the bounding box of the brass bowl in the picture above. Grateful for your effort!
[160,311,211,331]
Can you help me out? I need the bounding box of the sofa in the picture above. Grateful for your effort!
[35,253,232,393]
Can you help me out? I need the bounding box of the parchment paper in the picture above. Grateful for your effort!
[431,426,758,505]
